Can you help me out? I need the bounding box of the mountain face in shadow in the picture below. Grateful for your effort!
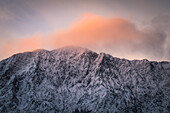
[0,47,170,113]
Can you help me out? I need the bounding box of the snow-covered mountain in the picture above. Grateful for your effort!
[0,47,170,113]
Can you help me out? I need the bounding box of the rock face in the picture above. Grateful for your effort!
[0,47,170,113]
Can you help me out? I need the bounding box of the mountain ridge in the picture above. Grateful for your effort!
[0,47,170,113]
[2,46,169,63]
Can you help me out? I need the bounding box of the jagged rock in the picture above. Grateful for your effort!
[0,47,169,113]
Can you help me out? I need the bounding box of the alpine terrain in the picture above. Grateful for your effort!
[0,47,170,113]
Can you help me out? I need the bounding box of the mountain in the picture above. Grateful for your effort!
[0,47,170,113]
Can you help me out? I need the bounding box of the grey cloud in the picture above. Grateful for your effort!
[98,17,169,61]
[152,14,170,60]
[152,14,170,30]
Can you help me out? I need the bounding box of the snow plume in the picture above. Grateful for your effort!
[0,13,169,61]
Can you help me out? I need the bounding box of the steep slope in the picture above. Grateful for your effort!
[0,47,170,113]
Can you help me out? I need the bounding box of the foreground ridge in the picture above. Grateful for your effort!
[0,47,170,113]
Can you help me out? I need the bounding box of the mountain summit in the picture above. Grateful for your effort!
[0,47,170,113]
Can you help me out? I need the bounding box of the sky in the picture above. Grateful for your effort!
[0,0,170,61]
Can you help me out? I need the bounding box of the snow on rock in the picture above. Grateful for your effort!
[0,47,170,113]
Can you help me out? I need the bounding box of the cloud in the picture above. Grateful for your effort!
[0,13,169,61]
[0,33,45,59]
[152,14,170,30]
[151,14,170,60]
[51,13,138,47]
[50,13,168,61]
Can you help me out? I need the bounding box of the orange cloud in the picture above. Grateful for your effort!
[0,33,45,59]
[51,13,139,48]
[0,13,168,61]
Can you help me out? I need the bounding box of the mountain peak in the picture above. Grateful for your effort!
[0,47,170,113]
[54,46,97,55]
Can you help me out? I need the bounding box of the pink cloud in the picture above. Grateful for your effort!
[0,13,168,61]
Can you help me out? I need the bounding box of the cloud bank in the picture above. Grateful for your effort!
[0,13,169,61]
